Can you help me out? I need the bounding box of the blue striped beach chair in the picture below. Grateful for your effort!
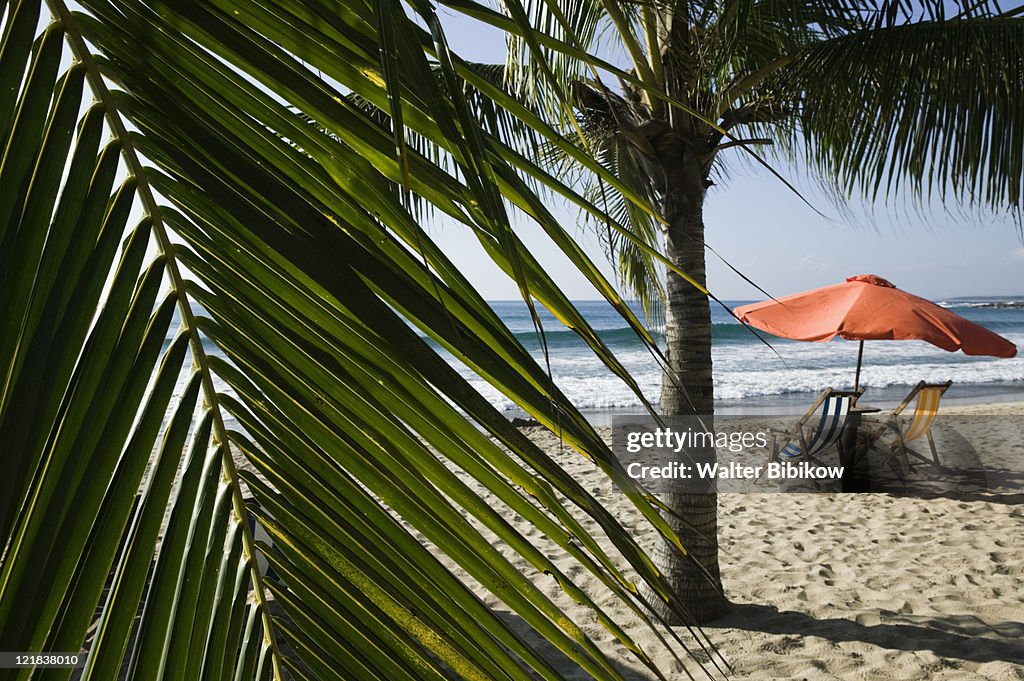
[763,388,863,470]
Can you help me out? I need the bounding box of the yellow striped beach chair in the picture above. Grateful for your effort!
[877,380,953,470]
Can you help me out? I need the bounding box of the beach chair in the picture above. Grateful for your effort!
[760,388,863,472]
[871,380,952,470]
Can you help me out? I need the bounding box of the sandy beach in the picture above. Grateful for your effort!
[446,401,1024,680]
[219,399,1024,679]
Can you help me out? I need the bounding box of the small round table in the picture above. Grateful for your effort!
[840,404,882,492]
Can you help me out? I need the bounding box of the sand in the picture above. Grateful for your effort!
[218,400,1024,679]
[118,387,1021,681]
[459,401,1024,680]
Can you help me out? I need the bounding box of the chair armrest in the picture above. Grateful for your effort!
[766,425,810,452]
[767,418,806,437]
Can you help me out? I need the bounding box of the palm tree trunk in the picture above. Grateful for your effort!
[644,145,729,624]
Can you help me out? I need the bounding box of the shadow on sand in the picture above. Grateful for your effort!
[709,602,1024,665]
[839,416,1024,504]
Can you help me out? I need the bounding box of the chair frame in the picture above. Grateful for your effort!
[876,380,953,471]
[759,387,864,475]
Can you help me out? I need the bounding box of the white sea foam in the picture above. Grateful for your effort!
[452,333,1024,410]
[165,306,1023,415]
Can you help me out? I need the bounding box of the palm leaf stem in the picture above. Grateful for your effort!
[714,54,795,119]
[595,0,657,92]
[641,6,663,115]
[43,2,284,675]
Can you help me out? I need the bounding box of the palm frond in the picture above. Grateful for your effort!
[790,17,1024,213]
[502,0,608,121]
[341,61,549,222]
[2,1,721,679]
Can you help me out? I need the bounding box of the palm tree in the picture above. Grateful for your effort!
[0,1,725,679]
[457,0,1024,623]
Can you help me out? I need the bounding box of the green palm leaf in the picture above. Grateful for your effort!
[1,1,721,679]
[789,17,1024,210]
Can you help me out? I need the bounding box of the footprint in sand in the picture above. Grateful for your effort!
[864,576,892,590]
[758,635,806,654]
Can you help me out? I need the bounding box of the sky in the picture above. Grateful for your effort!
[33,4,1022,304]
[428,7,1024,302]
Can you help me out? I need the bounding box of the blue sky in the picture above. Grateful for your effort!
[430,8,1024,302]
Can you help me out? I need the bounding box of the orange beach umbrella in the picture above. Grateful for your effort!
[734,274,1018,390]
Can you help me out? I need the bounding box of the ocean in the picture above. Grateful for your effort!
[448,298,1024,417]
[173,297,1024,424]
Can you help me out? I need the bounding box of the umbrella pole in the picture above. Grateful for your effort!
[854,340,865,392]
